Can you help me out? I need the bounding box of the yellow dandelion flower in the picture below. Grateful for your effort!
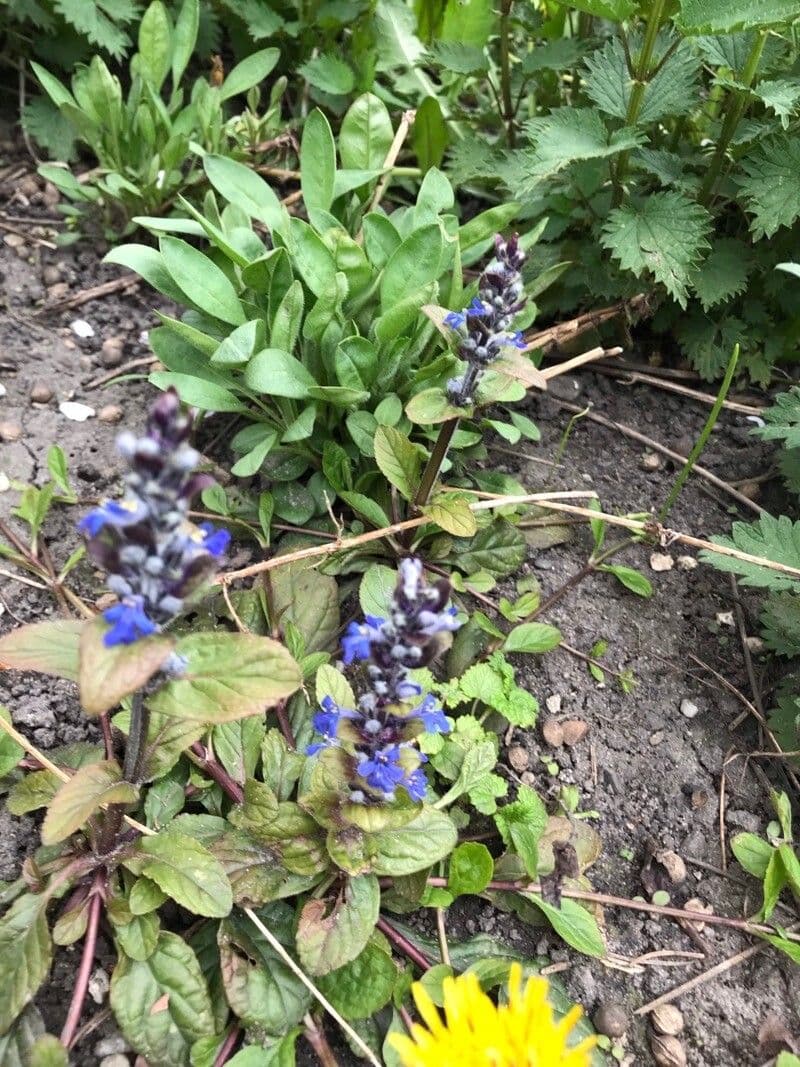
[390,962,596,1067]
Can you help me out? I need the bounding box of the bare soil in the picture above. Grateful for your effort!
[0,175,797,1065]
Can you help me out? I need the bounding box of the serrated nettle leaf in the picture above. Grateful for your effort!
[78,618,174,716]
[0,893,52,1035]
[0,620,83,682]
[690,238,753,310]
[701,514,800,591]
[137,827,232,918]
[299,53,356,95]
[297,874,380,976]
[448,842,494,897]
[509,108,644,193]
[736,135,800,240]
[436,742,497,809]
[147,632,301,723]
[111,932,215,1066]
[494,784,548,878]
[503,622,562,654]
[316,940,397,1020]
[41,760,137,845]
[601,192,712,308]
[374,425,425,501]
[598,565,653,598]
[676,0,800,34]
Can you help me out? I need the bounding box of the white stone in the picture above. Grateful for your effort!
[676,555,697,570]
[650,552,674,572]
[88,966,109,1004]
[70,318,95,338]
[745,635,765,653]
[0,472,9,492]
[59,401,95,421]
[715,611,735,628]
[545,694,562,714]
[0,383,6,397]
[680,699,699,719]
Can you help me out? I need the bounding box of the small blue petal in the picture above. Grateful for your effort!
[404,767,428,802]
[102,599,157,647]
[444,311,466,329]
[466,296,487,316]
[200,523,231,558]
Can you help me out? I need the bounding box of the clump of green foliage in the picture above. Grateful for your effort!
[30,0,288,236]
[425,0,800,382]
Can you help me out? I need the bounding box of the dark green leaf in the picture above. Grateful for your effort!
[448,843,494,896]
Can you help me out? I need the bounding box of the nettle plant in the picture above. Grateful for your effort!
[0,392,606,1064]
[438,0,800,382]
[31,0,286,238]
[107,95,559,576]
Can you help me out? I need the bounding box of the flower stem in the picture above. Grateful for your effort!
[377,916,432,971]
[612,0,669,205]
[212,1026,242,1066]
[122,690,150,785]
[699,32,767,203]
[658,343,740,522]
[413,418,460,510]
[499,0,516,146]
[190,743,244,804]
[60,880,102,1049]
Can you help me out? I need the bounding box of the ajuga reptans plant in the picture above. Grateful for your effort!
[80,387,230,648]
[308,558,459,803]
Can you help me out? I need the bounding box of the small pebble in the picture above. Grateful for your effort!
[593,1000,628,1038]
[520,770,535,785]
[650,1032,687,1067]
[655,849,686,885]
[42,264,61,286]
[0,421,22,442]
[651,1004,684,1036]
[507,745,530,772]
[0,383,5,397]
[43,182,60,207]
[715,610,735,628]
[676,555,697,570]
[3,233,23,249]
[30,382,54,404]
[542,719,564,747]
[18,176,39,199]
[94,1035,130,1057]
[641,452,661,471]
[745,635,764,653]
[99,1056,130,1067]
[47,282,69,301]
[679,698,699,719]
[88,966,109,1004]
[561,719,589,746]
[99,404,124,423]
[0,472,10,492]
[59,401,95,421]
[650,552,674,572]
[71,319,95,339]
[101,336,125,367]
[545,694,562,714]
[683,897,713,932]
[649,730,665,746]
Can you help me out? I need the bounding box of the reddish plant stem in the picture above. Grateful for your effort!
[100,713,115,761]
[213,1026,242,1066]
[190,743,244,804]
[304,1015,340,1067]
[61,882,103,1049]
[275,699,296,749]
[377,916,432,971]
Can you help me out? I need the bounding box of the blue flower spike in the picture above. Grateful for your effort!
[444,233,528,407]
[308,557,461,804]
[78,389,229,653]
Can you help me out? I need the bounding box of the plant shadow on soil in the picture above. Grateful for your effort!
[0,199,797,1064]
